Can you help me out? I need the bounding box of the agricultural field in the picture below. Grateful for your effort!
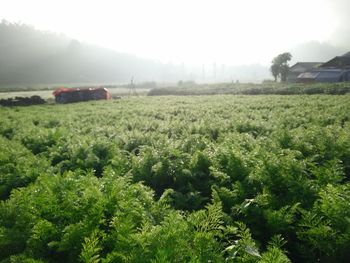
[148,82,350,96]
[0,95,350,262]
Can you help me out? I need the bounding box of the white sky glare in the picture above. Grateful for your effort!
[0,0,341,65]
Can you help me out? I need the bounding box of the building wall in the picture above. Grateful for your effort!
[55,89,109,103]
[287,72,300,83]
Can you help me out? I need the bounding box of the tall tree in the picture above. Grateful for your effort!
[270,52,292,82]
[270,63,279,82]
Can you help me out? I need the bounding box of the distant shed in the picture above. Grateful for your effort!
[287,62,321,83]
[53,87,112,104]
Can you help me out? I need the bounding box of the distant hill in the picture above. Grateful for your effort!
[289,41,347,64]
[0,20,187,85]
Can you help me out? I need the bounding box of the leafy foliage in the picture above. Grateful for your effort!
[0,94,349,262]
[270,52,292,82]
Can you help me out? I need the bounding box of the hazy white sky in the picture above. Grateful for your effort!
[0,0,343,65]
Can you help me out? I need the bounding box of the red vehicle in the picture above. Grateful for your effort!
[53,87,112,104]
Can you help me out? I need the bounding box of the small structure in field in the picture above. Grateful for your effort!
[53,87,112,104]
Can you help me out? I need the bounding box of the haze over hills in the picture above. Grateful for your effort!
[0,21,274,85]
[290,41,347,64]
[0,21,191,85]
[0,20,348,86]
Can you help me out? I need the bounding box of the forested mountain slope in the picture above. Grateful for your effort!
[0,21,185,85]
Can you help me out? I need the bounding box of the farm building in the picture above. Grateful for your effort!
[53,87,112,104]
[296,51,350,83]
[319,51,350,69]
[297,69,350,83]
[287,62,321,83]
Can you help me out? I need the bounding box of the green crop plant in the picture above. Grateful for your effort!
[0,94,349,262]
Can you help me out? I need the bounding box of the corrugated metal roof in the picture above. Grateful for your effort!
[298,71,319,79]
